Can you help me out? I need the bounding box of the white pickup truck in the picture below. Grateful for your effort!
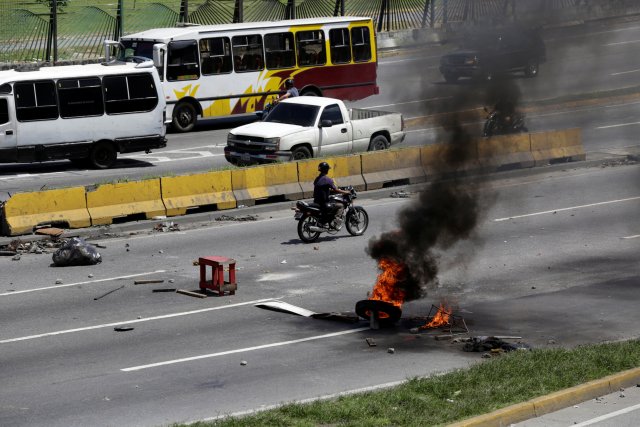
[224,97,405,165]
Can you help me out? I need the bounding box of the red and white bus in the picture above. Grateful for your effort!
[110,16,379,132]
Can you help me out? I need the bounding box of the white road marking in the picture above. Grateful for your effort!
[572,402,640,426]
[0,298,276,344]
[0,270,166,297]
[493,196,640,222]
[362,96,451,110]
[622,234,640,239]
[596,121,640,129]
[605,39,640,46]
[610,68,640,76]
[121,327,370,372]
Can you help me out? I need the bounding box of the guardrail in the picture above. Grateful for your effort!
[0,128,583,236]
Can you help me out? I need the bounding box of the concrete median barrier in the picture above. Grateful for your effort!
[477,133,535,171]
[162,171,236,217]
[1,187,91,236]
[86,180,166,226]
[361,147,426,190]
[531,128,585,166]
[421,142,481,176]
[231,163,303,207]
[297,155,366,198]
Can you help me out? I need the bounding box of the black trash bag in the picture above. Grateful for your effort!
[52,237,102,266]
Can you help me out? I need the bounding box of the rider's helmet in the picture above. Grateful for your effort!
[318,161,330,173]
[284,78,294,88]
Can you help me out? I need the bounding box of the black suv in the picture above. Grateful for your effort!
[439,28,546,82]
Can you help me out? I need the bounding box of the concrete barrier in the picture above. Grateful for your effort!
[530,128,585,166]
[1,187,91,236]
[162,171,236,217]
[361,147,426,190]
[231,162,303,207]
[86,180,166,226]
[421,142,481,176]
[297,155,366,198]
[477,133,535,171]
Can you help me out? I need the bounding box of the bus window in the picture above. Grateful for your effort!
[232,35,264,72]
[264,32,296,69]
[167,40,200,81]
[352,27,372,62]
[329,28,351,64]
[200,37,232,75]
[14,81,58,122]
[103,74,158,114]
[58,77,104,118]
[296,30,326,66]
[0,98,8,124]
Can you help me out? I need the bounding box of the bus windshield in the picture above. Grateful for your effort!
[117,40,156,62]
[265,103,319,127]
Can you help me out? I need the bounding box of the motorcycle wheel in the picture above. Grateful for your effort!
[297,216,321,243]
[346,207,369,236]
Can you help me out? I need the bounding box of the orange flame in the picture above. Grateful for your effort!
[422,303,452,329]
[369,258,406,308]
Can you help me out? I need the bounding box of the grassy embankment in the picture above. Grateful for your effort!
[173,340,640,427]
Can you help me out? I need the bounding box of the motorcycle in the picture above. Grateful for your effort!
[482,107,528,137]
[259,96,278,121]
[294,186,369,243]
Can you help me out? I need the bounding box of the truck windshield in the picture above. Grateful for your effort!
[117,40,156,62]
[265,103,320,127]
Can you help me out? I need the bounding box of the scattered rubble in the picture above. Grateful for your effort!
[215,214,258,222]
[463,336,530,353]
[365,338,377,347]
[390,190,411,198]
[134,279,165,285]
[94,285,125,300]
[153,221,180,232]
[177,289,207,299]
[114,326,134,332]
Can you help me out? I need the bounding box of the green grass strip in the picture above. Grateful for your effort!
[174,340,640,427]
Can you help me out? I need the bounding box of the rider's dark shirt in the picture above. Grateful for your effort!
[313,174,336,205]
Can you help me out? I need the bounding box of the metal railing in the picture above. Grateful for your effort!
[0,0,601,63]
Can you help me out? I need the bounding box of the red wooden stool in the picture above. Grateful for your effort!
[199,256,237,296]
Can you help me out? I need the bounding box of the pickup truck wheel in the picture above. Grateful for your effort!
[291,146,312,160]
[368,135,389,151]
[524,62,539,77]
[88,141,117,169]
[172,102,197,132]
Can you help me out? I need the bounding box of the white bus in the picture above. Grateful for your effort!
[111,16,379,132]
[0,61,166,169]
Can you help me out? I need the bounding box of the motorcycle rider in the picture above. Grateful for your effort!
[314,161,350,225]
[276,78,299,102]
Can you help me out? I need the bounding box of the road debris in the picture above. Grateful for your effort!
[463,336,530,353]
[387,348,395,354]
[134,279,165,285]
[153,221,180,232]
[177,289,207,299]
[240,360,247,366]
[52,237,102,266]
[0,250,18,256]
[365,338,377,347]
[12,254,20,261]
[94,285,125,300]
[35,227,64,237]
[152,288,177,293]
[215,214,258,222]
[390,190,410,198]
[114,326,134,332]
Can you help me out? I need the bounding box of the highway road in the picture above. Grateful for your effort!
[2,18,640,197]
[1,159,639,426]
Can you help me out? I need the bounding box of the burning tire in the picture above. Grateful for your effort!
[355,299,402,327]
[297,215,321,243]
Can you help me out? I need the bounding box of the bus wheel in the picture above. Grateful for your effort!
[173,102,197,132]
[291,146,312,160]
[88,141,117,169]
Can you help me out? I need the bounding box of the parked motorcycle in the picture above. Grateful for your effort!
[294,186,369,243]
[482,107,528,137]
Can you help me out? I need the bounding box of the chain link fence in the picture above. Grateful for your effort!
[0,0,636,63]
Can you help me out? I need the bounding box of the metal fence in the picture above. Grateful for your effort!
[0,0,595,63]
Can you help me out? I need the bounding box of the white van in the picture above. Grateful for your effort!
[0,61,166,169]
